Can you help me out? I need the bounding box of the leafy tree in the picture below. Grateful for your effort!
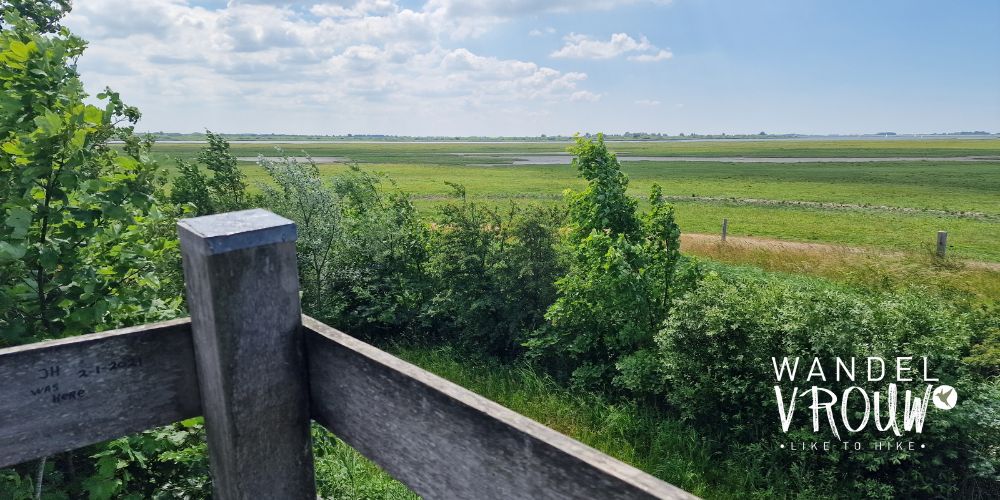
[1,6,190,499]
[0,10,180,346]
[564,134,639,242]
[526,134,684,392]
[0,0,70,33]
[169,159,213,216]
[168,130,247,215]
[197,131,246,212]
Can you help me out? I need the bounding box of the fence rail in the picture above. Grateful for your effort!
[0,318,200,468]
[0,209,695,499]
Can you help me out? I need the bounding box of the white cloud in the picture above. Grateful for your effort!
[60,0,687,134]
[628,49,673,62]
[551,32,672,62]
[635,99,661,106]
[425,0,670,18]
[310,0,399,18]
[61,0,600,134]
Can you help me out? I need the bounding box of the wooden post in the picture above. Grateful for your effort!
[178,209,315,499]
[936,231,948,257]
[721,218,728,242]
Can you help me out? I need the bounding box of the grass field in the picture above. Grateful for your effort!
[151,138,1000,263]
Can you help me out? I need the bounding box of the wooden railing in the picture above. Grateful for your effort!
[0,209,695,499]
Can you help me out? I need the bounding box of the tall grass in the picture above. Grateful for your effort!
[680,233,1000,303]
[312,426,418,500]
[308,345,740,498]
[391,346,768,498]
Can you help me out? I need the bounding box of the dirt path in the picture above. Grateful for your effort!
[681,233,1000,271]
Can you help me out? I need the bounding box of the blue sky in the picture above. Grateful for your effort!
[63,0,1000,136]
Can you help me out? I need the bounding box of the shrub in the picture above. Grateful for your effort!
[257,156,429,339]
[965,304,1000,377]
[423,190,564,358]
[656,266,999,497]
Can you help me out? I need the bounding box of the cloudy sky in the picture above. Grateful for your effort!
[64,0,1000,136]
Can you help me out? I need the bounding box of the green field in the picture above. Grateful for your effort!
[151,138,1000,262]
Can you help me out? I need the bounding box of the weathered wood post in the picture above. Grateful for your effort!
[936,231,948,257]
[721,218,728,242]
[178,209,315,499]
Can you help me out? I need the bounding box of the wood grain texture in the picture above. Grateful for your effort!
[179,211,315,499]
[303,316,697,500]
[0,319,201,468]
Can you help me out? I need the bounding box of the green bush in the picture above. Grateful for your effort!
[257,157,429,340]
[168,131,248,215]
[656,266,999,497]
[422,191,564,358]
[526,135,684,392]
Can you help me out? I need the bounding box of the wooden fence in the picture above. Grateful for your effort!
[0,209,695,499]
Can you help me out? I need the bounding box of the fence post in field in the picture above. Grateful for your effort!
[178,209,315,499]
[721,218,728,242]
[936,231,948,257]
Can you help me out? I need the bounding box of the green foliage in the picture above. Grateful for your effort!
[0,420,209,500]
[965,304,1000,377]
[0,0,70,33]
[167,130,247,215]
[564,134,638,242]
[423,193,564,357]
[0,469,34,499]
[656,267,999,497]
[527,136,684,391]
[196,131,246,212]
[168,159,212,216]
[81,419,210,500]
[0,11,180,345]
[312,426,417,500]
[257,156,429,338]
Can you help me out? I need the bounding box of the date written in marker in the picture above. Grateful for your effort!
[30,357,143,404]
[77,357,143,378]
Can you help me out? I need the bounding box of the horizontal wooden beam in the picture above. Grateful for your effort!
[0,319,202,468]
[303,316,696,500]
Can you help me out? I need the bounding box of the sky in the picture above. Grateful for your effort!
[62,0,1000,136]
